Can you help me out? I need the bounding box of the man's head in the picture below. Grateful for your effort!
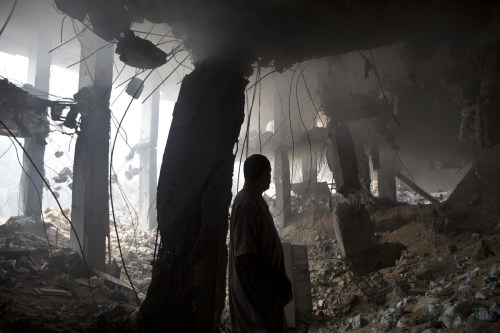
[243,154,272,193]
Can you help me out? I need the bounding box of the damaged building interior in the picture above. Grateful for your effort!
[1,0,500,332]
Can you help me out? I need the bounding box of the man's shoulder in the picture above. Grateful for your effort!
[233,190,261,211]
[234,190,256,203]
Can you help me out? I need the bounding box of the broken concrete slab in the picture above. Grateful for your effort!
[93,269,133,291]
[34,287,72,297]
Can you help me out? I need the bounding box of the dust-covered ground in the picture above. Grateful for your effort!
[1,148,499,332]
[0,211,152,332]
[277,147,500,333]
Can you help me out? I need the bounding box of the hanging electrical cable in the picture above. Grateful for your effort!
[109,69,155,305]
[0,0,18,37]
[295,63,314,200]
[0,142,13,159]
[236,67,260,192]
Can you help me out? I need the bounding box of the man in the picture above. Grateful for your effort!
[229,154,293,333]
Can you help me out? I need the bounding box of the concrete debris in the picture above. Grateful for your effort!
[34,287,72,297]
[280,196,500,332]
[0,210,152,331]
[1,153,499,332]
[52,167,73,183]
[125,77,145,99]
[93,269,133,291]
[116,31,168,69]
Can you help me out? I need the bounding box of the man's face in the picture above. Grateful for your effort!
[260,169,271,191]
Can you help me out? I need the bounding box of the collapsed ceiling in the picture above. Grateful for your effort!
[50,0,500,157]
[0,78,70,140]
[1,1,500,332]
[54,0,494,70]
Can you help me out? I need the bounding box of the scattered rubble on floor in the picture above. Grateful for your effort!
[3,200,500,333]
[2,157,500,332]
[279,196,500,333]
[0,212,156,332]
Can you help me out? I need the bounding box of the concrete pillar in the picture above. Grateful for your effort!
[345,121,371,194]
[19,32,51,219]
[138,59,247,332]
[377,147,396,200]
[139,88,159,230]
[274,146,291,227]
[70,30,114,270]
[325,123,360,195]
[325,122,380,274]
[273,82,291,227]
[301,152,317,184]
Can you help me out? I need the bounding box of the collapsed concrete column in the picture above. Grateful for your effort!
[138,59,247,332]
[272,82,292,227]
[326,122,404,275]
[301,153,317,184]
[70,31,114,270]
[326,123,360,195]
[19,138,46,219]
[139,88,159,230]
[345,121,372,194]
[377,146,397,200]
[326,123,380,274]
[19,32,51,219]
[274,146,292,227]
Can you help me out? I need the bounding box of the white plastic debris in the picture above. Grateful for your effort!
[457,281,470,294]
[396,317,410,328]
[452,316,465,328]
[474,308,497,321]
[483,276,498,289]
[489,300,500,317]
[468,267,480,278]
[490,263,500,277]
[352,314,365,329]
[474,291,487,300]
[380,315,393,332]
[427,304,437,315]
[440,304,457,328]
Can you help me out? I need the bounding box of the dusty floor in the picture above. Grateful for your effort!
[0,213,145,332]
[1,156,499,332]
[278,156,500,333]
[284,204,500,333]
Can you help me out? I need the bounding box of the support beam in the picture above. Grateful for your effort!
[396,172,439,204]
[326,123,360,195]
[19,138,46,219]
[19,32,51,219]
[70,31,114,270]
[137,59,247,332]
[274,147,291,227]
[377,147,396,200]
[273,83,291,227]
[325,122,384,275]
[345,121,371,194]
[301,154,317,184]
[139,88,159,230]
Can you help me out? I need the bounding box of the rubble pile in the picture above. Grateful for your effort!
[282,196,500,332]
[0,211,159,332]
[108,215,157,293]
[446,146,500,233]
[307,240,364,321]
[397,188,451,205]
[44,208,157,293]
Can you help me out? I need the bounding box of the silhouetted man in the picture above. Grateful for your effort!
[229,154,293,333]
